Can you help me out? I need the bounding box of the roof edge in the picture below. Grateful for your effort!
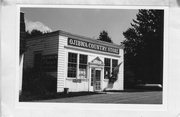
[58,30,123,49]
[26,30,124,49]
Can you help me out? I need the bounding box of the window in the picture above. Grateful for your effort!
[104,58,119,79]
[104,58,111,79]
[112,59,118,71]
[79,54,88,78]
[112,59,118,79]
[67,53,88,78]
[67,52,77,77]
[42,54,57,72]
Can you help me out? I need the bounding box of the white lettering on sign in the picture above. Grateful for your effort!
[68,38,119,54]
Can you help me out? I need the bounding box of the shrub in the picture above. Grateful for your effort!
[22,68,57,95]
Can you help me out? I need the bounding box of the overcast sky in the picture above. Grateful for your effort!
[21,8,138,44]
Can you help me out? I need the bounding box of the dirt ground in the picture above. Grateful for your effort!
[39,91,162,104]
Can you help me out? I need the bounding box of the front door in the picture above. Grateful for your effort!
[95,70,101,91]
[90,68,101,91]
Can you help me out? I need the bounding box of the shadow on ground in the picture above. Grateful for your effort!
[19,91,103,102]
[105,88,162,93]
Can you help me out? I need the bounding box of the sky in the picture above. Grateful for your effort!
[21,8,138,44]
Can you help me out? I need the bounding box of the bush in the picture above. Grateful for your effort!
[22,68,57,95]
[124,69,136,89]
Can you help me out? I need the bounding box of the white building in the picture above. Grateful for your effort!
[23,30,124,92]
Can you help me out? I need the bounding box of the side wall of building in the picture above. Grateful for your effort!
[23,35,59,78]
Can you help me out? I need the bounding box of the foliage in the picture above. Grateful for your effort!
[20,34,26,55]
[98,30,113,43]
[122,10,164,86]
[26,29,45,38]
[20,29,48,55]
[22,68,57,95]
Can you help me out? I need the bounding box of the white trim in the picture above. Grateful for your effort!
[77,53,79,79]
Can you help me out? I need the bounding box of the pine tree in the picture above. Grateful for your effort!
[98,30,113,43]
[122,9,164,85]
[26,29,45,38]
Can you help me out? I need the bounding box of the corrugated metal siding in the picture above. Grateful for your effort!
[57,36,67,92]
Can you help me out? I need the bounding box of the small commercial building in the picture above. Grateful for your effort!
[23,30,124,92]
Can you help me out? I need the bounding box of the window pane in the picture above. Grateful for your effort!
[79,54,87,64]
[105,58,110,66]
[68,52,77,78]
[104,58,111,79]
[79,64,87,69]
[68,52,77,63]
[68,63,77,77]
[79,54,87,78]
[112,59,118,79]
[42,54,57,72]
[112,59,118,67]
[79,68,87,78]
[104,67,111,79]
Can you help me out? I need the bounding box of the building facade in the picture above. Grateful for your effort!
[23,30,124,92]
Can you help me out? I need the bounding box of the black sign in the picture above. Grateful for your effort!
[68,38,119,54]
[42,54,58,72]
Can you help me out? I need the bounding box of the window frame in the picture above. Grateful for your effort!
[79,54,88,79]
[67,52,88,79]
[104,58,111,79]
[104,58,119,79]
[67,52,78,78]
[112,59,119,79]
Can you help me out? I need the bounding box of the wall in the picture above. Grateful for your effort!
[24,35,59,68]
[60,44,123,92]
[57,36,68,92]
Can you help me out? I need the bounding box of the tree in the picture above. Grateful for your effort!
[98,30,113,43]
[20,29,46,55]
[26,29,45,38]
[122,9,164,86]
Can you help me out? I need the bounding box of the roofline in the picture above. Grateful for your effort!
[26,30,124,49]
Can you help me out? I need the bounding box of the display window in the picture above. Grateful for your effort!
[79,54,88,78]
[67,52,77,77]
[67,52,88,78]
[104,58,111,79]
